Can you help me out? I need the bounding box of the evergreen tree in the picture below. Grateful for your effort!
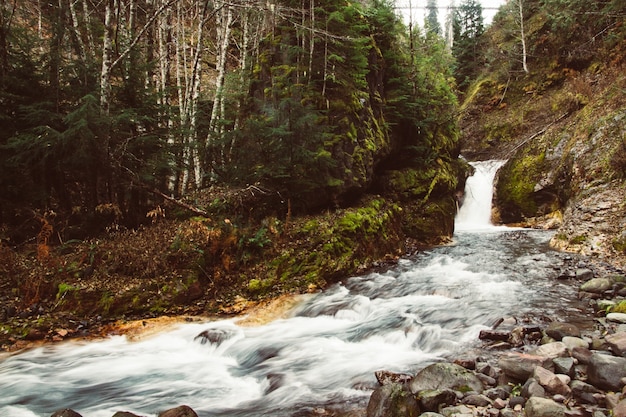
[452,0,485,91]
[425,0,441,36]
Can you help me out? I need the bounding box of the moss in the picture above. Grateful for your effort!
[496,151,546,222]
[608,300,626,314]
[569,235,587,245]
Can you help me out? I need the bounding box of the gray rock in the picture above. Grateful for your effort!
[545,322,581,340]
[587,353,626,391]
[498,353,553,381]
[522,378,546,398]
[509,396,526,408]
[484,386,512,400]
[440,405,473,417]
[576,269,595,281]
[562,336,589,350]
[461,394,493,407]
[418,389,458,412]
[501,409,521,417]
[570,380,601,404]
[605,332,626,356]
[552,357,575,377]
[409,363,483,394]
[607,313,626,324]
[367,383,420,417]
[524,397,566,417]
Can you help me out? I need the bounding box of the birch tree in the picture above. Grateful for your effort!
[516,0,529,73]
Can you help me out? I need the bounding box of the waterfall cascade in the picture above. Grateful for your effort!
[455,160,506,231]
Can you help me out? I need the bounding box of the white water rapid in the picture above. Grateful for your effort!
[0,161,590,417]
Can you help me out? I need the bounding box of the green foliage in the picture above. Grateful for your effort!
[452,0,485,91]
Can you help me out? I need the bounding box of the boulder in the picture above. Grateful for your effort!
[367,382,420,417]
[545,322,581,340]
[51,411,83,417]
[576,269,595,281]
[158,405,198,417]
[499,353,553,381]
[605,332,626,356]
[417,389,457,412]
[409,363,483,394]
[580,278,613,294]
[524,397,566,417]
[587,353,626,391]
[113,413,144,417]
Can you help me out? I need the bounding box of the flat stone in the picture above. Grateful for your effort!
[545,322,581,340]
[607,313,626,324]
[606,332,626,356]
[498,353,553,381]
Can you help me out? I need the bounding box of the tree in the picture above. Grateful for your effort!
[425,0,441,36]
[452,0,485,91]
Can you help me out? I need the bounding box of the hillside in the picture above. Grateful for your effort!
[459,0,626,267]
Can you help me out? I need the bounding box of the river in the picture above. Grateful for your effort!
[0,161,592,417]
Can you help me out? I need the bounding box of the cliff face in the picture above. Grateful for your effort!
[460,55,626,267]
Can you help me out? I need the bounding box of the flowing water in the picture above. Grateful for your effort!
[0,161,592,417]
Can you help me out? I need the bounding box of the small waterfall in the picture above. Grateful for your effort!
[455,160,506,231]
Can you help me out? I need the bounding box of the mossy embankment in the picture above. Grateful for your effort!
[0,156,467,350]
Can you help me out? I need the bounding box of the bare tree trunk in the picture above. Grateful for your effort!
[308,0,314,83]
[100,0,114,115]
[518,0,529,73]
[82,0,95,54]
[207,2,232,173]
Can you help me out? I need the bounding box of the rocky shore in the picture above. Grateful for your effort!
[43,262,626,417]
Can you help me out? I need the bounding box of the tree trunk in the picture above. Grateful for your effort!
[207,2,232,173]
[518,0,529,73]
[100,0,115,115]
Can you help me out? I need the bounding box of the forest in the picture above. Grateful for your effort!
[0,0,469,240]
